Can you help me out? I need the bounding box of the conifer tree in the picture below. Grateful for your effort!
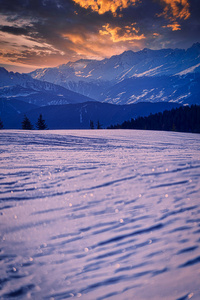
[36,114,47,130]
[0,117,3,129]
[97,120,102,129]
[107,105,200,133]
[90,120,94,129]
[22,115,33,130]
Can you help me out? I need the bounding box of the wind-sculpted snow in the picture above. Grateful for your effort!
[0,130,200,299]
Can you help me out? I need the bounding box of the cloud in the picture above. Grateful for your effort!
[72,0,139,16]
[0,25,30,36]
[162,22,181,31]
[62,25,146,60]
[99,23,145,42]
[0,0,199,71]
[0,27,68,68]
[158,0,190,21]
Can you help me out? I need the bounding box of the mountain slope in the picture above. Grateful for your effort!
[0,67,95,106]
[6,101,181,129]
[29,43,200,105]
[109,105,200,133]
[100,73,200,105]
[30,43,200,84]
[0,98,38,128]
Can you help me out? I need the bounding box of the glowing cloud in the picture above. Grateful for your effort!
[99,23,145,42]
[0,30,66,68]
[72,0,138,16]
[159,0,190,21]
[163,22,181,31]
[62,26,145,61]
[0,0,198,72]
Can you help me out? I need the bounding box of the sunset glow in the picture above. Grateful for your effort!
[99,23,145,42]
[72,0,138,16]
[163,22,181,31]
[160,0,190,20]
[0,0,199,72]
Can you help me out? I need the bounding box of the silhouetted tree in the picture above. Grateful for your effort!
[107,105,200,133]
[36,114,47,130]
[22,115,33,130]
[97,120,102,129]
[0,117,3,129]
[90,120,94,129]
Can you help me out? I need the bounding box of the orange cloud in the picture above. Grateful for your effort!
[72,0,138,16]
[63,33,85,45]
[99,23,145,42]
[153,32,160,37]
[0,30,66,68]
[163,22,181,31]
[62,26,145,61]
[159,0,190,21]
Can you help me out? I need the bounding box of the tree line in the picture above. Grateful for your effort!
[108,105,200,133]
[1,105,199,132]
[0,115,100,130]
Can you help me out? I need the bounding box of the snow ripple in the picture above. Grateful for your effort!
[0,130,200,300]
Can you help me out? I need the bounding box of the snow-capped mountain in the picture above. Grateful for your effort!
[29,43,200,104]
[31,43,200,83]
[1,43,200,109]
[0,67,94,106]
[100,73,200,105]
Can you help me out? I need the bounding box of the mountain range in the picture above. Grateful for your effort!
[0,43,200,129]
[30,43,200,105]
[0,67,94,106]
[0,67,181,129]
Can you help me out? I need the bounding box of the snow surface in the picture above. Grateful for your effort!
[0,130,200,299]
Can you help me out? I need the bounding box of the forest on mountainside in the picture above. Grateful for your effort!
[108,105,200,133]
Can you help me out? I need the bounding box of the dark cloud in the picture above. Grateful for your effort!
[0,25,30,35]
[0,0,199,70]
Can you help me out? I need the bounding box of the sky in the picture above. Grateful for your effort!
[0,0,200,73]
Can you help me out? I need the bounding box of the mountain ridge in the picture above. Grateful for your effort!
[30,43,200,81]
[1,43,200,107]
[29,43,200,105]
[4,101,182,129]
[0,67,95,106]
